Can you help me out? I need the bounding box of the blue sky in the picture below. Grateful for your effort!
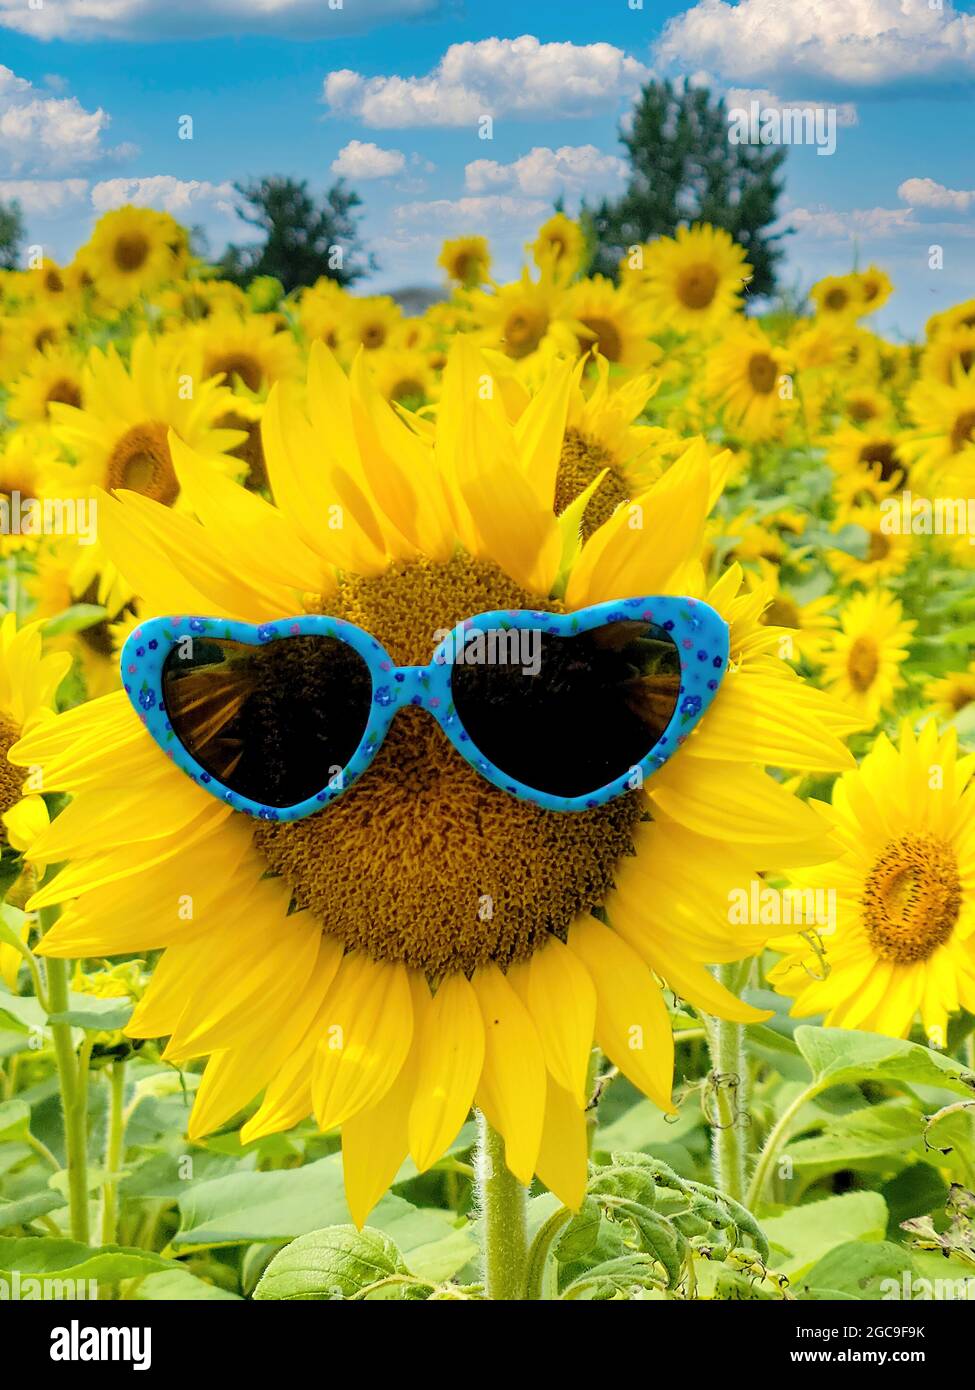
[1,0,973,335]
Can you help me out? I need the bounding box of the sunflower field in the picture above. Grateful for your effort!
[1,204,974,1315]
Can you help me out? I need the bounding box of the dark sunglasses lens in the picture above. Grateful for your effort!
[450,620,682,798]
[162,635,373,808]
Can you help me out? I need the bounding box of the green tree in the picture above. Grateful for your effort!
[218,177,374,293]
[0,197,24,271]
[587,80,790,298]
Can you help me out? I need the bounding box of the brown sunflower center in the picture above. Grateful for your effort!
[862,833,961,963]
[104,421,179,506]
[361,322,387,350]
[748,352,778,394]
[554,429,630,539]
[503,308,547,358]
[847,635,879,691]
[868,530,891,563]
[452,252,479,283]
[848,398,877,423]
[763,596,800,629]
[578,316,623,364]
[35,327,57,351]
[859,440,903,482]
[45,269,64,294]
[207,352,263,394]
[252,552,642,977]
[217,410,267,490]
[950,410,975,453]
[113,233,150,273]
[0,713,24,832]
[676,263,719,310]
[824,287,848,312]
[46,378,82,411]
[389,378,425,404]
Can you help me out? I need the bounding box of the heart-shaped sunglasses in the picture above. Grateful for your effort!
[120,597,729,821]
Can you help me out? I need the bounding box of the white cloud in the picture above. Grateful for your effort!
[657,0,975,88]
[331,140,406,180]
[0,178,89,215]
[90,176,236,218]
[323,35,651,127]
[465,145,628,198]
[393,194,550,233]
[0,0,437,41]
[0,65,114,175]
[725,88,858,127]
[898,177,975,212]
[787,204,918,239]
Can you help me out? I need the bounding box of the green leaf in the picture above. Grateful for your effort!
[0,1236,176,1285]
[554,1197,601,1263]
[129,1269,242,1300]
[173,1152,475,1278]
[761,1191,888,1277]
[47,997,134,1032]
[41,604,107,638]
[0,1190,62,1230]
[785,1098,924,1175]
[800,1241,915,1301]
[253,1225,408,1300]
[0,1098,30,1144]
[795,1025,975,1097]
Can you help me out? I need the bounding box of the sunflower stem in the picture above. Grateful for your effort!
[100,1059,127,1248]
[707,962,749,1204]
[44,949,91,1244]
[475,1111,528,1300]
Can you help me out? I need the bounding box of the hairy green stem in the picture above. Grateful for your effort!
[475,1111,528,1301]
[41,896,90,1245]
[746,1081,820,1212]
[708,962,749,1204]
[101,1060,127,1246]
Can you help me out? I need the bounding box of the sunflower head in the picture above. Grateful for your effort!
[438,235,491,288]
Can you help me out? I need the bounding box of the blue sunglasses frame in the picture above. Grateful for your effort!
[121,596,729,821]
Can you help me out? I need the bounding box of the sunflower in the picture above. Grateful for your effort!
[13,340,857,1225]
[366,346,438,408]
[750,560,837,666]
[472,271,577,363]
[529,214,586,282]
[820,589,915,724]
[7,344,85,425]
[563,276,659,371]
[25,258,80,314]
[83,206,187,307]
[810,273,863,321]
[902,375,975,487]
[704,323,792,440]
[338,295,403,356]
[920,326,975,387]
[770,720,975,1042]
[48,333,245,506]
[924,662,975,721]
[852,266,893,316]
[828,423,910,490]
[927,299,975,338]
[296,278,350,352]
[633,225,750,335]
[45,333,246,594]
[157,277,247,327]
[827,504,913,585]
[27,543,135,699]
[841,384,895,428]
[14,306,72,359]
[196,313,302,395]
[0,614,70,850]
[438,236,491,288]
[0,428,59,554]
